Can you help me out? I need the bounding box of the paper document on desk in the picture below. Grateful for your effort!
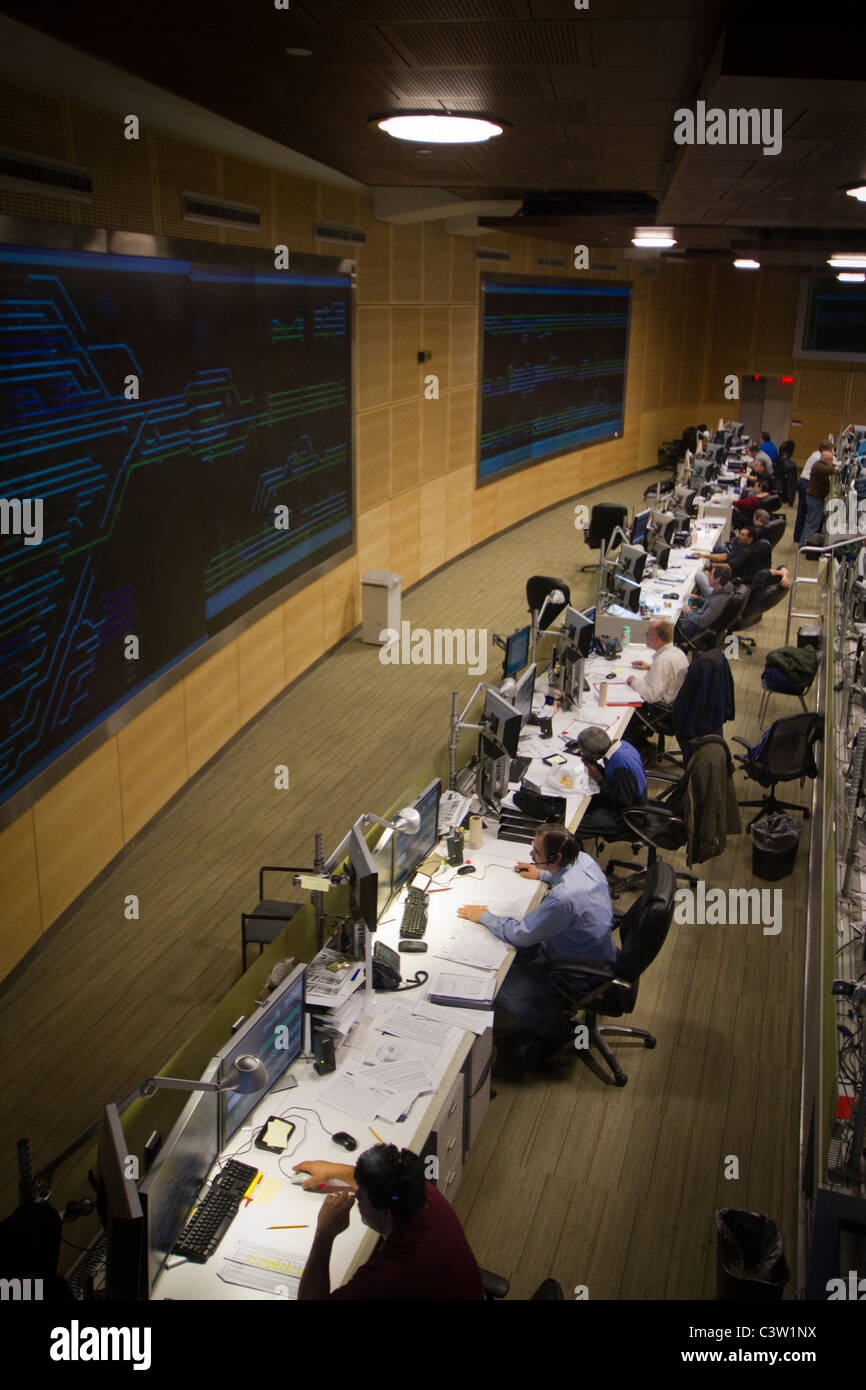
[428,972,496,1008]
[378,1004,462,1050]
[319,1067,404,1123]
[361,1032,444,1078]
[414,999,494,1036]
[437,924,510,971]
[304,949,364,1007]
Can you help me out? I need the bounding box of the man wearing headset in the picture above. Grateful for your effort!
[292,1144,484,1300]
[457,823,615,1071]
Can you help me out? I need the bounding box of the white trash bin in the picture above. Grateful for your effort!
[361,570,402,645]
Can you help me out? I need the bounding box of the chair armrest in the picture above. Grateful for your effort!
[621,804,686,850]
[729,737,750,751]
[480,1269,510,1300]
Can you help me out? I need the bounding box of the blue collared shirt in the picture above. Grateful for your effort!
[479,852,616,965]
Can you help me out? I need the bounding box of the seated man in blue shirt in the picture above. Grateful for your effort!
[457,823,615,1068]
[574,725,647,837]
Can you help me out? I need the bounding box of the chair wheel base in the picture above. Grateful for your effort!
[644,1037,657,1050]
[614,1075,628,1087]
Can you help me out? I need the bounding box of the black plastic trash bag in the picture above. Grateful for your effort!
[715,1209,790,1300]
[750,813,803,853]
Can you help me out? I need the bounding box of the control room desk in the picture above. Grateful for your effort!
[152,680,643,1297]
[594,518,724,644]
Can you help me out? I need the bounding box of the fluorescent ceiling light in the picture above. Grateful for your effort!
[631,233,676,248]
[837,272,866,282]
[373,114,504,144]
[733,258,760,269]
[845,185,866,202]
[827,255,866,268]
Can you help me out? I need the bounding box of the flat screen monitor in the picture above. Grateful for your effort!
[98,1103,147,1300]
[562,606,595,659]
[217,963,306,1143]
[612,575,641,614]
[649,509,677,544]
[631,509,650,547]
[347,826,379,933]
[617,543,647,584]
[481,687,522,759]
[138,1059,221,1293]
[508,662,537,725]
[372,826,396,922]
[502,625,531,678]
[394,779,441,893]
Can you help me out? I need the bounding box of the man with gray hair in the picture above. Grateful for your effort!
[574,726,647,838]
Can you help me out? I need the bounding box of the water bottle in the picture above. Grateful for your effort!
[621,625,631,648]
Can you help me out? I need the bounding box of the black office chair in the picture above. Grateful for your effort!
[580,503,627,571]
[761,516,786,552]
[678,584,749,656]
[241,866,304,972]
[601,768,700,898]
[545,860,676,1087]
[729,581,788,655]
[731,713,823,830]
[481,1271,564,1300]
[627,702,681,768]
[526,575,570,633]
[757,644,819,724]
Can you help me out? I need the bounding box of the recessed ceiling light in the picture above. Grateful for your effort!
[828,255,866,268]
[370,113,505,144]
[285,47,313,56]
[631,232,676,248]
[845,185,866,202]
[837,271,866,282]
[733,258,760,269]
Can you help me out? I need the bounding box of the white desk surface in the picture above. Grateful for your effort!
[594,518,725,642]
[152,678,639,1299]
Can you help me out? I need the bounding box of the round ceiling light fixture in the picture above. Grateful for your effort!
[369,112,506,144]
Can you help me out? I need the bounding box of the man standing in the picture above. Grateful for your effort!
[794,440,832,541]
[457,823,615,1068]
[802,443,835,543]
[759,431,778,464]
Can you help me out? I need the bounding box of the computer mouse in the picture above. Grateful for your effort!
[290,1171,309,1185]
[332,1131,357,1152]
[606,672,617,679]
[457,864,476,875]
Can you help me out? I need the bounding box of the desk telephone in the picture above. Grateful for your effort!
[372,941,428,992]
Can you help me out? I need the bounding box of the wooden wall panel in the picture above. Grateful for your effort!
[444,468,474,561]
[151,135,221,240]
[32,742,124,929]
[419,475,450,576]
[117,685,188,842]
[355,213,392,304]
[0,812,42,981]
[272,170,318,253]
[420,395,449,483]
[391,307,424,402]
[391,223,423,303]
[357,502,390,577]
[450,306,478,389]
[323,557,360,650]
[390,401,422,495]
[318,185,358,229]
[447,387,476,474]
[183,645,241,777]
[357,307,391,411]
[423,223,452,304]
[356,406,391,512]
[237,608,287,728]
[451,237,478,303]
[220,156,273,250]
[283,583,325,684]
[389,489,421,587]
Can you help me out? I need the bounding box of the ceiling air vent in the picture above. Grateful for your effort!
[537,255,567,268]
[476,247,510,263]
[182,194,261,228]
[313,222,366,246]
[0,148,92,201]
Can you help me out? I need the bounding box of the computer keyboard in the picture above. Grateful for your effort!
[399,886,429,939]
[509,755,532,783]
[173,1158,259,1264]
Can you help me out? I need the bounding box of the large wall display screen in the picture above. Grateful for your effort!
[478,275,631,483]
[0,240,353,806]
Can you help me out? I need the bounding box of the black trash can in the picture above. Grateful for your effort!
[750,813,804,881]
[716,1209,790,1301]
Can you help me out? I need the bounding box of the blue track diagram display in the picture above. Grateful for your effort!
[0,243,353,806]
[478,276,631,482]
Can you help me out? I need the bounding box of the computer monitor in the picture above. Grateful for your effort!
[561,606,595,658]
[649,509,677,544]
[372,826,396,922]
[481,686,522,759]
[138,1059,221,1293]
[394,778,441,893]
[97,1103,147,1300]
[217,963,306,1143]
[502,625,530,679]
[617,543,647,584]
[611,574,641,614]
[347,826,379,933]
[508,662,536,725]
[631,509,650,547]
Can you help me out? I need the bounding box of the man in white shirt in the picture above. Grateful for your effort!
[625,619,688,704]
[794,440,832,541]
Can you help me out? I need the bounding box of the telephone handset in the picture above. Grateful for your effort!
[372,940,402,991]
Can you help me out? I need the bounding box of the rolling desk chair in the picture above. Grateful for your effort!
[731,712,823,830]
[677,585,749,656]
[580,504,627,571]
[545,860,676,1087]
[729,582,788,655]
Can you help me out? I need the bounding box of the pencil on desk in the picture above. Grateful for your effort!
[369,1127,385,1144]
[267,1224,308,1230]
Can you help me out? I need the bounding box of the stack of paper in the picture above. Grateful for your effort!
[437,924,510,972]
[304,948,365,1009]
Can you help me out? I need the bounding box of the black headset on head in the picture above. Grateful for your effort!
[535,823,577,867]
